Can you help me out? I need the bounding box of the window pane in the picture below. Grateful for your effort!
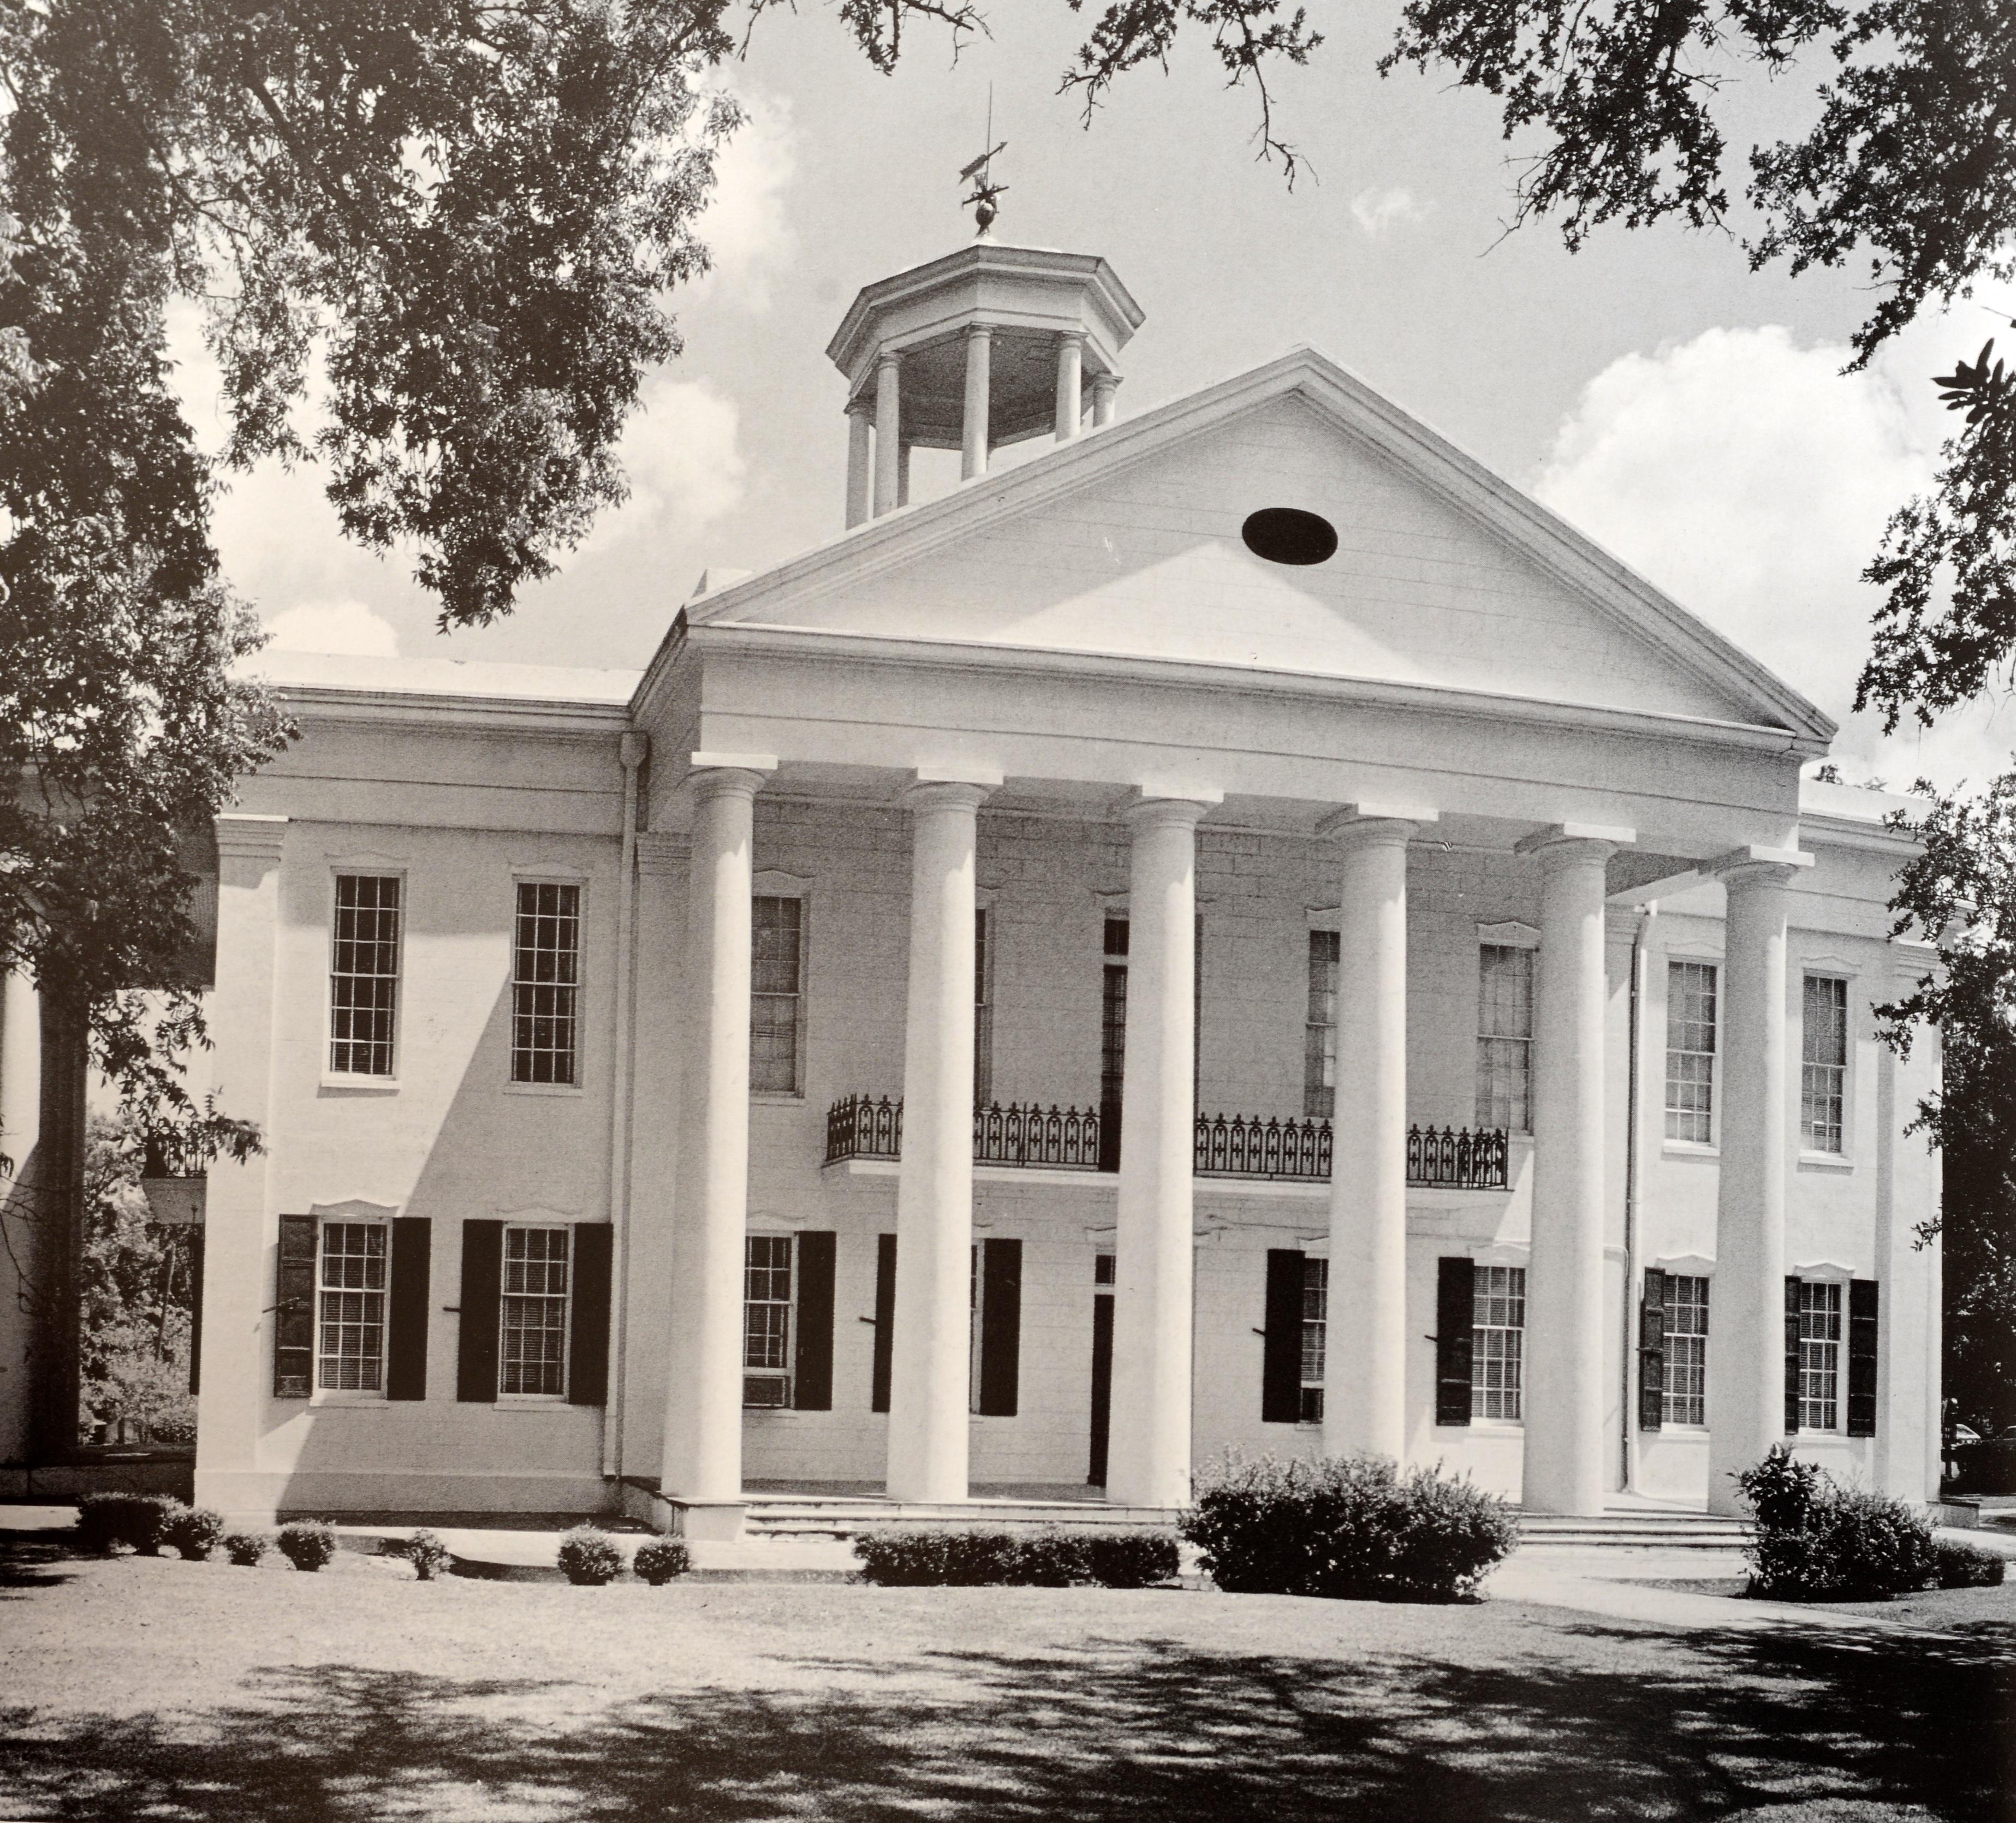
[1304,930,1339,1118]
[512,882,581,1086]
[743,1235,794,1395]
[1662,961,1717,1143]
[1661,1274,1710,1425]
[1798,1279,1841,1431]
[317,1223,387,1391]
[329,875,401,1076]
[751,898,804,1094]
[499,1225,570,1396]
[1476,948,1532,1131]
[1471,1265,1526,1421]
[1299,1256,1328,1425]
[1801,976,1848,1153]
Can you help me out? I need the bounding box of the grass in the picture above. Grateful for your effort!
[2,1529,2011,1821]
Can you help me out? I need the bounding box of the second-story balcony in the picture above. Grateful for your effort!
[823,1094,1509,1190]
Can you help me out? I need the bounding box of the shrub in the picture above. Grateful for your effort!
[274,1520,340,1572]
[1947,1437,2016,1496]
[1181,1452,1518,1603]
[73,1492,185,1556]
[1737,1447,1938,1600]
[1933,1538,2006,1589]
[633,1537,691,1586]
[221,1530,269,1566]
[854,1525,1181,1588]
[164,1505,227,1562]
[556,1524,626,1586]
[399,1530,454,1582]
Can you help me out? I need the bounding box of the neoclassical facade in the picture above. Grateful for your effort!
[183,241,1941,1532]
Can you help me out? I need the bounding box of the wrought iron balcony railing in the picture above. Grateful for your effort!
[825,1094,1509,1189]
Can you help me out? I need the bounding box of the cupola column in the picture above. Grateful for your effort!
[1055,332,1084,441]
[844,402,872,529]
[1091,373,1119,428]
[961,326,992,480]
[873,352,902,516]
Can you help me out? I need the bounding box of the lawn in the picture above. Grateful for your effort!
[1,1531,2011,1821]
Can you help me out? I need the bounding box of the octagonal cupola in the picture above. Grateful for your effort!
[826,241,1145,526]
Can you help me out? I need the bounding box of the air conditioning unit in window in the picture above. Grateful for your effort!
[744,1373,790,1409]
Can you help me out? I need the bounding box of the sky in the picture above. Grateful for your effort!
[175,3,2016,793]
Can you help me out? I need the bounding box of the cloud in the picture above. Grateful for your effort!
[1349,187,1424,237]
[692,87,797,310]
[264,599,402,658]
[1532,324,2015,790]
[582,374,748,556]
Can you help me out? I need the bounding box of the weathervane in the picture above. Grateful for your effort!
[959,88,1007,236]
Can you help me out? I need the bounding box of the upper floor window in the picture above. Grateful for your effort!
[1472,1265,1526,1421]
[751,897,805,1095]
[317,1220,387,1392]
[329,874,401,1077]
[1304,930,1340,1118]
[500,1225,570,1397]
[1664,961,1718,1143]
[1300,1256,1328,1423]
[974,908,995,1106]
[743,1234,795,1407]
[1801,975,1848,1153]
[512,883,581,1086]
[1475,945,1533,1133]
[1662,1274,1710,1426]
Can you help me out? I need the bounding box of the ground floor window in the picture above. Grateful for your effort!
[1798,1279,1842,1431]
[500,1225,570,1397]
[1662,1274,1709,1426]
[317,1221,387,1392]
[1472,1265,1525,1421]
[1300,1256,1328,1423]
[744,1235,794,1407]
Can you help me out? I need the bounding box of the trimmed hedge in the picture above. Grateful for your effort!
[1933,1538,2006,1589]
[556,1525,626,1586]
[74,1492,184,1556]
[399,1530,454,1582]
[854,1526,1180,1588]
[275,1520,340,1572]
[1738,1447,1938,1600]
[1181,1453,1517,1602]
[164,1506,227,1562]
[633,1538,692,1586]
[221,1531,269,1566]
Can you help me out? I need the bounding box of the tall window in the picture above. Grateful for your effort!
[743,1235,794,1407]
[1801,975,1848,1153]
[751,897,805,1095]
[1304,930,1340,1118]
[974,908,995,1106]
[1476,946,1533,1132]
[1098,917,1128,1171]
[329,874,401,1076]
[499,1226,570,1396]
[512,883,581,1085]
[1472,1265,1526,1421]
[1662,1274,1710,1426]
[1798,1280,1843,1431]
[1300,1256,1328,1423]
[1664,961,1718,1143]
[317,1222,386,1392]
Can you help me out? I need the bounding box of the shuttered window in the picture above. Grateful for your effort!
[1471,1265,1525,1421]
[499,1225,569,1397]
[1798,1279,1843,1431]
[1304,930,1339,1118]
[1663,962,1717,1143]
[317,1222,388,1392]
[1476,946,1533,1133]
[1300,1257,1328,1423]
[744,1235,795,1407]
[1661,1275,1710,1426]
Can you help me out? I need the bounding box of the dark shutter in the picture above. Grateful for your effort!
[793,1230,837,1411]
[871,1234,896,1413]
[1089,1291,1114,1485]
[273,1214,317,1398]
[457,1219,504,1402]
[187,1229,205,1397]
[1435,1256,1476,1427]
[1261,1249,1305,1424]
[1847,1278,1879,1438]
[977,1237,1022,1417]
[568,1223,614,1406]
[1638,1266,1667,1434]
[385,1218,431,1401]
[1784,1276,1804,1434]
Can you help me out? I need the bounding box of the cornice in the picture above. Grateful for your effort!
[275,682,634,739]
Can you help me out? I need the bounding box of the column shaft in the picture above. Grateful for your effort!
[887,783,986,1502]
[1054,334,1084,441]
[1521,836,1614,1516]
[0,971,41,1463]
[1091,374,1119,428]
[1325,823,1413,1461]
[873,354,901,516]
[845,407,872,528]
[662,768,765,1504]
[961,329,992,480]
[896,442,911,509]
[1107,799,1206,1508]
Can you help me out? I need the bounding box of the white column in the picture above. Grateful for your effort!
[873,352,901,516]
[1875,973,1941,1501]
[1108,794,1213,1508]
[1054,332,1084,442]
[193,814,288,1523]
[896,442,911,510]
[661,756,776,1519]
[961,327,992,480]
[845,403,872,528]
[0,969,43,1463]
[1520,829,1620,1516]
[1705,855,1802,1513]
[1091,373,1119,428]
[1322,814,1421,1462]
[887,776,994,1502]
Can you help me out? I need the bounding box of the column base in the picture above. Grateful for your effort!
[656,1497,749,1542]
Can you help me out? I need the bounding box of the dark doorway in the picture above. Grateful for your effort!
[1089,1252,1115,1484]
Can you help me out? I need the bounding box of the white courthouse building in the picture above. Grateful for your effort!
[186,239,1943,1534]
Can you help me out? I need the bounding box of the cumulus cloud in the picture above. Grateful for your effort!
[692,87,796,309]
[1349,187,1424,236]
[1533,324,2015,789]
[264,599,401,658]
[580,373,748,555]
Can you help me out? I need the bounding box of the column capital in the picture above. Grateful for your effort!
[1515,820,1634,865]
[1125,790,1218,832]
[1317,802,1437,844]
[902,779,993,816]
[686,753,777,805]
[1056,327,1087,347]
[845,395,875,419]
[214,813,289,862]
[964,321,994,342]
[876,347,902,372]
[1702,843,1814,889]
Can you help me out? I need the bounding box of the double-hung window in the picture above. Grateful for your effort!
[751,897,805,1095]
[1798,1280,1843,1431]
[512,883,581,1085]
[1664,962,1717,1143]
[329,874,401,1077]
[1300,1256,1328,1423]
[1304,931,1340,1118]
[743,1235,794,1407]
[1472,1265,1526,1421]
[1662,1274,1710,1425]
[1476,946,1533,1133]
[499,1226,570,1397]
[974,908,995,1107]
[1801,975,1848,1154]
[317,1221,387,1392]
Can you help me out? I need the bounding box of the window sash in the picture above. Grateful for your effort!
[974,908,994,1107]
[512,883,581,1085]
[1801,975,1848,1153]
[1475,947,1532,1132]
[743,1235,794,1402]
[1304,930,1339,1118]
[1798,1280,1842,1431]
[1661,1274,1710,1425]
[329,874,401,1076]
[751,897,804,1094]
[1663,962,1717,1144]
[499,1225,570,1397]
[316,1222,387,1392]
[1299,1256,1328,1423]
[1471,1265,1525,1421]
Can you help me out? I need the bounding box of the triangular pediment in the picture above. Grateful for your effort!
[689,352,1831,743]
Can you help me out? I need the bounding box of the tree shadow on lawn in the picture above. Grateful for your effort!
[0,1534,78,1594]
